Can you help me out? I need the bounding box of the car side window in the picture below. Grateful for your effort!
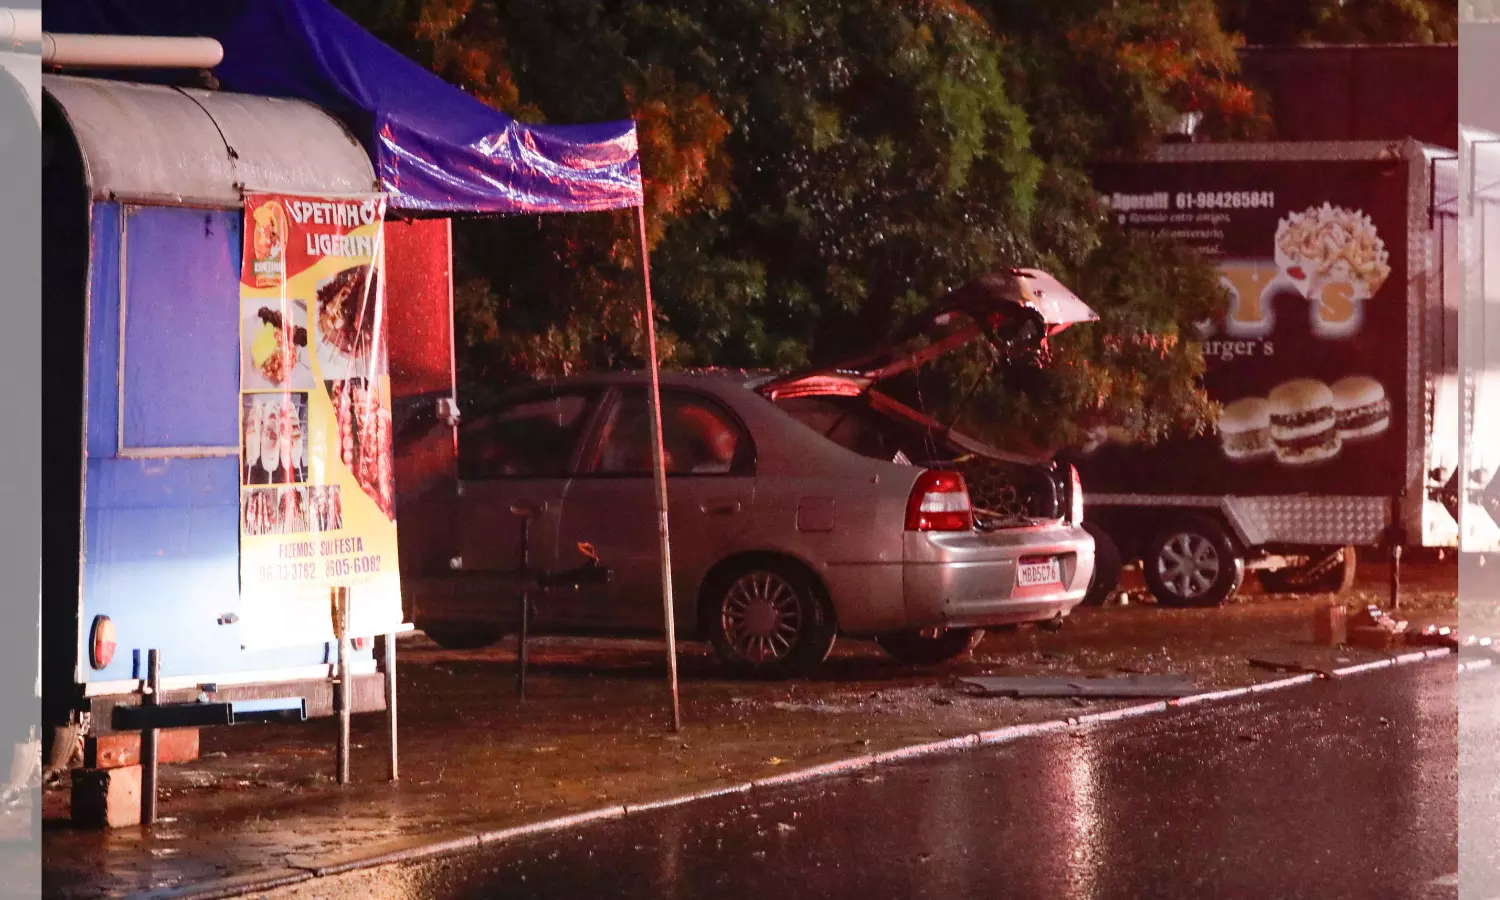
[590,390,745,476]
[458,391,594,479]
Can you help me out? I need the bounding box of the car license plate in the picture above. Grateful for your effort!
[1017,558,1062,587]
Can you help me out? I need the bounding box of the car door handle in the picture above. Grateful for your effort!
[509,500,548,519]
[701,499,742,516]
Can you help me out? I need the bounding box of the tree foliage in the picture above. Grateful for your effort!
[334,0,1277,453]
[1218,0,1457,44]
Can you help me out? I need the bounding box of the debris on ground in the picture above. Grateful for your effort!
[1347,604,1409,650]
[1247,658,1338,679]
[957,674,1198,699]
[1404,624,1459,650]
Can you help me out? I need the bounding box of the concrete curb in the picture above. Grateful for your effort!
[475,805,629,847]
[623,781,753,814]
[138,647,1455,900]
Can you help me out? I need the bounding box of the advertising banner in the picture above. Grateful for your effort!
[237,191,402,649]
[1081,159,1410,497]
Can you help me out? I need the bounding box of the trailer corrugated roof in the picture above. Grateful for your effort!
[43,74,377,208]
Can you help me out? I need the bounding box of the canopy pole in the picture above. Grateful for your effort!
[636,203,682,733]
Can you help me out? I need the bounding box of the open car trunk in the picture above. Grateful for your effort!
[756,268,1098,528]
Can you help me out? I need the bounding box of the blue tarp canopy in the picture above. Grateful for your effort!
[43,0,644,215]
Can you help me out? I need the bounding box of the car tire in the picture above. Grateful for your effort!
[1142,517,1245,608]
[706,560,837,678]
[420,624,504,650]
[1258,545,1357,595]
[1081,522,1122,607]
[875,628,985,666]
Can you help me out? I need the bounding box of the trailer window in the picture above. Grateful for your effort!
[118,206,242,454]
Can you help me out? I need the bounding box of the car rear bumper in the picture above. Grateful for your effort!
[899,523,1095,630]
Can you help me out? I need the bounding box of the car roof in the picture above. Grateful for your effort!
[498,369,772,395]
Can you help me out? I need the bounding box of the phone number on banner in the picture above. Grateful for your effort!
[256,561,319,584]
[255,557,384,585]
[1175,191,1275,210]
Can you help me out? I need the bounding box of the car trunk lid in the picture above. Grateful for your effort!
[755,268,1097,399]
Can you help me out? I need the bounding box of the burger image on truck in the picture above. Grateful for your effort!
[1077,139,1462,607]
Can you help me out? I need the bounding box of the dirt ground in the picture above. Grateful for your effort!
[41,558,1459,900]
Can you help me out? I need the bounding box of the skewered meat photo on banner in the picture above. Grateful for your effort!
[236,191,404,649]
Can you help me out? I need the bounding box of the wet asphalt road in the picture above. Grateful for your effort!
[310,660,1465,900]
[1462,659,1500,898]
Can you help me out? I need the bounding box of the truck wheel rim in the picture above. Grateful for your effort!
[1157,533,1221,599]
[723,572,802,663]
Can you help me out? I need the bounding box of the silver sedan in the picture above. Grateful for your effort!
[403,269,1098,676]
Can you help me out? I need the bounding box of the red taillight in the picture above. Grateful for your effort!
[1069,464,1085,524]
[906,470,974,532]
[89,615,116,671]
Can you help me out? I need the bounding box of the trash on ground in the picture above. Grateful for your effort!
[1347,604,1409,650]
[1247,657,1338,678]
[957,674,1198,699]
[1404,624,1459,650]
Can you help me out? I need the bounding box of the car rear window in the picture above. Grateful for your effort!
[773,395,947,465]
[458,391,594,479]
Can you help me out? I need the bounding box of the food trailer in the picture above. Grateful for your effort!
[41,0,657,815]
[1080,139,1462,607]
[41,73,414,759]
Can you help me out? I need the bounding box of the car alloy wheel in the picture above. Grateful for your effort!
[722,571,803,664]
[707,560,837,677]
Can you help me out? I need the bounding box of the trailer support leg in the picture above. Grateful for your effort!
[336,588,351,786]
[141,649,160,825]
[383,631,398,782]
[515,513,531,701]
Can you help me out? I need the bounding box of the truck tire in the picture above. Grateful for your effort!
[1143,517,1245,608]
[1258,545,1357,595]
[1081,522,1122,606]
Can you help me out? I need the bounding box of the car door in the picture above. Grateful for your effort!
[553,385,757,632]
[452,387,601,628]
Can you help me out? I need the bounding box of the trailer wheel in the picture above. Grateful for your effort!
[1258,545,1357,596]
[1081,522,1122,607]
[1143,517,1245,608]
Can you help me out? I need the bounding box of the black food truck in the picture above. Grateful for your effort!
[1080,139,1462,607]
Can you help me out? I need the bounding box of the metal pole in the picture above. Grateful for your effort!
[635,203,682,733]
[336,588,351,785]
[140,649,160,825]
[517,515,530,700]
[1390,543,1403,613]
[383,632,398,782]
